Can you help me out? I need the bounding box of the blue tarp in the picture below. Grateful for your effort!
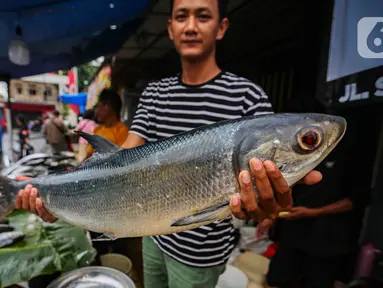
[0,0,151,78]
[58,92,87,113]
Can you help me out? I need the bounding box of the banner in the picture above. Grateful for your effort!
[67,68,78,94]
[317,0,383,107]
[322,65,383,107]
[86,65,111,109]
[327,0,383,82]
[61,67,78,95]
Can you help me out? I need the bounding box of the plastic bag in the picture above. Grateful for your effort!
[238,226,273,255]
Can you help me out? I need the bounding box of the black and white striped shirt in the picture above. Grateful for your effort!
[129,71,273,267]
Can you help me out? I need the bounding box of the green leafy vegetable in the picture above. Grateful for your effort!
[0,210,96,287]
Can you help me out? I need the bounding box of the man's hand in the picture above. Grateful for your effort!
[278,207,318,220]
[15,176,57,223]
[229,158,322,222]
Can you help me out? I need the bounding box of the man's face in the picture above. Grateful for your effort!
[96,102,109,123]
[168,0,229,61]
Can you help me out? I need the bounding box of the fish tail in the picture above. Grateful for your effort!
[0,175,14,220]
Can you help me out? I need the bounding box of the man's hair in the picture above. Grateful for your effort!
[53,110,60,117]
[169,0,229,21]
[98,88,122,117]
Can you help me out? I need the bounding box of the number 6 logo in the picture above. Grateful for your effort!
[358,17,383,58]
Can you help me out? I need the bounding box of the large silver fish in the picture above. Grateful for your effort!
[0,113,346,238]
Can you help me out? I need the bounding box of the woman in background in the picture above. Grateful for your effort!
[74,109,97,163]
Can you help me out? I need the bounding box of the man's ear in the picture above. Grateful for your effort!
[168,18,174,41]
[216,17,229,40]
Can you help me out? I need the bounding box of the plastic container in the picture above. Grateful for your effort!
[353,242,381,279]
[216,264,248,288]
[100,253,133,277]
[231,251,270,285]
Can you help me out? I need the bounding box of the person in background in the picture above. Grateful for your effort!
[74,109,97,163]
[86,88,129,159]
[258,148,356,288]
[16,115,33,159]
[43,110,68,154]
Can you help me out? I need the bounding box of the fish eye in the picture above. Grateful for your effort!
[301,131,319,147]
[295,127,323,153]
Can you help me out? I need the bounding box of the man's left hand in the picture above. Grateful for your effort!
[229,157,322,222]
[279,207,318,219]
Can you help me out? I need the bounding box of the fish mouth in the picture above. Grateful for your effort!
[309,113,347,147]
[308,115,347,171]
[328,115,347,147]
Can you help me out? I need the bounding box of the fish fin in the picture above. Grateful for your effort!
[91,233,118,242]
[74,131,122,155]
[171,201,230,227]
[0,175,14,221]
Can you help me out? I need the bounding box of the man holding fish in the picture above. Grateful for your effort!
[14,0,324,287]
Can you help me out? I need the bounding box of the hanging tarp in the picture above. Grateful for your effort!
[0,0,151,78]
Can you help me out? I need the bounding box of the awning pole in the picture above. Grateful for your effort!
[5,76,13,164]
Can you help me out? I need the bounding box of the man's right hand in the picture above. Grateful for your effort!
[15,176,57,223]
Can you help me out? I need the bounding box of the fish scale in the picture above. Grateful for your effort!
[0,113,346,238]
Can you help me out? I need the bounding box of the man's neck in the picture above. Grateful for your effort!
[181,54,221,86]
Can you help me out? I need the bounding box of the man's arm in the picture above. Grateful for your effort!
[122,133,146,149]
[312,198,353,215]
[279,198,353,220]
[256,198,353,237]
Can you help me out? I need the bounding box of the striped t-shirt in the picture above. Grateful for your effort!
[129,71,273,267]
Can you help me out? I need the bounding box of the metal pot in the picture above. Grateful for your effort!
[46,266,136,288]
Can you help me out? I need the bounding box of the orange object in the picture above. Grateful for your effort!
[87,121,129,155]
